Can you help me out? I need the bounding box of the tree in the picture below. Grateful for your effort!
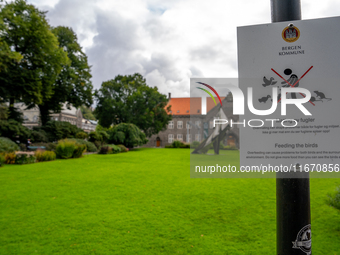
[0,0,69,121]
[80,105,96,120]
[37,26,93,125]
[94,73,171,137]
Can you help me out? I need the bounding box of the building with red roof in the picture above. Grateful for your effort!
[144,92,239,148]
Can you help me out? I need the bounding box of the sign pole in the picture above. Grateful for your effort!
[270,1,312,255]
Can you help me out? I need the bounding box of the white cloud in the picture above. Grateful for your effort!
[26,0,340,98]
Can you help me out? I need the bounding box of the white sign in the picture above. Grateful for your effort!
[237,17,340,176]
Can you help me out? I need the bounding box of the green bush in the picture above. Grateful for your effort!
[107,144,121,154]
[117,144,128,152]
[108,123,148,148]
[98,146,112,154]
[94,141,101,149]
[327,186,340,211]
[172,140,182,148]
[31,130,48,143]
[89,131,103,143]
[35,150,56,162]
[55,139,86,159]
[68,139,97,152]
[76,132,89,140]
[0,154,5,167]
[0,137,20,153]
[19,143,26,151]
[15,154,36,164]
[165,145,173,148]
[98,145,121,154]
[190,141,200,149]
[72,144,86,158]
[55,140,76,159]
[179,143,190,148]
[0,120,30,143]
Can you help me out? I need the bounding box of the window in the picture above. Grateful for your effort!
[177,134,183,141]
[168,121,174,129]
[186,121,191,129]
[186,134,191,143]
[168,134,174,143]
[195,134,201,142]
[195,121,201,128]
[177,121,183,129]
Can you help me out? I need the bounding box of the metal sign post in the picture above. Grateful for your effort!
[270,1,312,254]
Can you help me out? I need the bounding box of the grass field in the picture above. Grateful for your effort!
[0,148,339,254]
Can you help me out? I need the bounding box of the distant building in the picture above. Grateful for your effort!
[82,119,98,133]
[15,103,84,130]
[144,93,239,148]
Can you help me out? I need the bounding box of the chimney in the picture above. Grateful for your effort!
[168,93,171,100]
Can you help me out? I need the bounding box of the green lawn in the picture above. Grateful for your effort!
[0,148,339,254]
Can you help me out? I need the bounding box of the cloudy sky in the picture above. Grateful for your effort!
[26,0,340,98]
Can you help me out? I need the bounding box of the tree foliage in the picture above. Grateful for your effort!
[94,73,171,137]
[0,0,69,120]
[35,120,83,142]
[80,105,96,121]
[38,26,93,125]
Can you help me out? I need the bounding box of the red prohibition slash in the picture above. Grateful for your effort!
[271,66,315,106]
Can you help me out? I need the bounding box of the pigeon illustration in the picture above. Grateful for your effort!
[258,95,271,103]
[262,76,277,87]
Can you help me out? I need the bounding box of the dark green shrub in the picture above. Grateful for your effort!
[89,131,103,143]
[0,154,5,167]
[191,141,200,149]
[94,141,101,149]
[19,143,26,151]
[55,140,76,159]
[0,120,30,143]
[108,123,148,148]
[55,139,86,159]
[76,132,88,140]
[165,145,173,148]
[72,144,86,158]
[117,144,128,152]
[98,146,112,154]
[35,150,56,162]
[99,145,121,154]
[15,154,36,164]
[107,144,121,154]
[31,130,48,143]
[0,137,20,153]
[172,140,183,148]
[327,186,340,211]
[68,139,97,152]
[179,143,190,148]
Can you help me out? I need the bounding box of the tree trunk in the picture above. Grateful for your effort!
[38,104,50,126]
